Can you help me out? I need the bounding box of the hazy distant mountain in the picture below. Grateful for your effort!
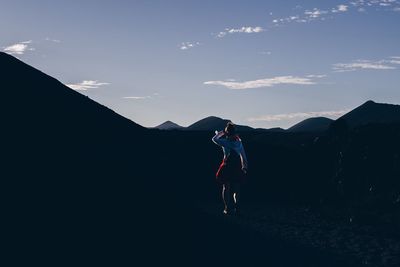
[288,117,334,133]
[186,116,254,132]
[340,100,400,128]
[265,127,286,132]
[154,120,184,130]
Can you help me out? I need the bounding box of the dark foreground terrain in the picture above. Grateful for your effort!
[2,52,400,266]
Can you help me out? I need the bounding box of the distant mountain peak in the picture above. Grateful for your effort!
[363,100,375,104]
[154,120,184,130]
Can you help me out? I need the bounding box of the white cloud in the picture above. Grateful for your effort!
[248,110,349,122]
[305,8,329,18]
[338,4,349,11]
[66,80,110,91]
[204,75,318,90]
[272,5,340,26]
[45,37,61,43]
[272,1,400,26]
[389,56,400,64]
[3,40,33,55]
[350,0,400,10]
[180,41,200,50]
[228,26,264,33]
[217,26,264,38]
[122,96,150,100]
[122,93,160,100]
[333,59,397,72]
[306,74,327,78]
[332,4,349,12]
[272,16,305,25]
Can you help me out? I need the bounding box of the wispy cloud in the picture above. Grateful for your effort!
[204,75,322,90]
[3,40,34,55]
[272,4,348,26]
[45,37,61,43]
[389,56,400,64]
[180,42,200,50]
[270,0,400,26]
[273,16,304,24]
[350,0,400,11]
[306,74,327,78]
[122,96,150,100]
[122,93,160,100]
[66,80,110,91]
[217,26,264,38]
[333,59,397,72]
[332,4,349,12]
[248,110,349,122]
[304,8,329,18]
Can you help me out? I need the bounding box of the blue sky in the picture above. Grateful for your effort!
[2,0,400,129]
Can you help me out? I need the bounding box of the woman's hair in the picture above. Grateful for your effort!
[225,122,236,136]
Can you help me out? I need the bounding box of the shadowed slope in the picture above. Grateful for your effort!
[1,52,144,133]
[288,117,333,133]
[1,52,184,265]
[340,100,400,128]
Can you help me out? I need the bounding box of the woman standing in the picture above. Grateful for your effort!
[212,122,248,215]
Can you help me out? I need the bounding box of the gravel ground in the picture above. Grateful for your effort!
[200,203,400,267]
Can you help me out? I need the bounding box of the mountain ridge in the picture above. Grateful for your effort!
[339,100,400,128]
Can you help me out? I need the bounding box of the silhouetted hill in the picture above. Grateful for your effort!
[288,117,333,133]
[340,100,400,128]
[154,120,184,130]
[1,52,188,264]
[186,116,254,132]
[1,52,144,134]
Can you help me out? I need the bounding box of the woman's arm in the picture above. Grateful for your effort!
[238,143,248,171]
[212,131,229,147]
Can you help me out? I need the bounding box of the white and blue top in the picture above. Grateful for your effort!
[212,131,248,170]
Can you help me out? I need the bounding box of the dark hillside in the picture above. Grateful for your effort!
[4,52,399,266]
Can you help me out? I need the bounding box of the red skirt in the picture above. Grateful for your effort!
[216,161,246,184]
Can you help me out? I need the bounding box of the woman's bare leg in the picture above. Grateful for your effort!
[232,182,241,213]
[222,183,232,214]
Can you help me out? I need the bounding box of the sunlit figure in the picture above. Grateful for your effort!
[212,122,248,215]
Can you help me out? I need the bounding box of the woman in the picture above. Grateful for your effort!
[212,122,248,215]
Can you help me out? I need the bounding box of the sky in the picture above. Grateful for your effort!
[1,0,400,129]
